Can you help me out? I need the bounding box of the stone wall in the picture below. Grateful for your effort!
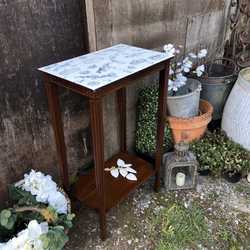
[0,0,231,201]
[0,0,88,202]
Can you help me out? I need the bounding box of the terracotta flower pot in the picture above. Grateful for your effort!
[167,99,213,144]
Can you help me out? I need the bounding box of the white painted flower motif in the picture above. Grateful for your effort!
[196,64,205,77]
[198,49,207,59]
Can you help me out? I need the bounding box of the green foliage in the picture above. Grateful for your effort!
[136,85,172,155]
[0,209,16,230]
[41,226,69,250]
[0,186,75,249]
[54,212,75,230]
[9,185,39,206]
[155,203,208,250]
[191,130,250,175]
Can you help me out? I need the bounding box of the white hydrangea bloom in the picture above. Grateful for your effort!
[19,170,68,214]
[48,191,68,214]
[22,170,57,203]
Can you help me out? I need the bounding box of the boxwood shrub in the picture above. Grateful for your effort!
[135,85,172,156]
[190,130,250,176]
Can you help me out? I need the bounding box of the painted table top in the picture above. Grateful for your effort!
[39,44,172,91]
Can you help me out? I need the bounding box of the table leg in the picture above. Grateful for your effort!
[154,62,170,192]
[89,98,106,240]
[117,88,127,152]
[44,81,69,191]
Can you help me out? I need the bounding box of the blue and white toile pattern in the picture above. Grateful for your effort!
[39,44,172,91]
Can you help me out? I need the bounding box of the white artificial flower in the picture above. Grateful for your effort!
[163,44,176,56]
[168,79,174,91]
[105,159,137,181]
[48,191,68,214]
[182,57,193,73]
[196,64,205,77]
[0,220,48,250]
[169,73,187,92]
[198,49,207,58]
[188,52,197,58]
[26,220,48,240]
[169,67,174,75]
[22,170,57,203]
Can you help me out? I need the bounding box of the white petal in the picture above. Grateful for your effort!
[126,166,137,174]
[117,159,125,167]
[126,173,137,181]
[189,52,197,58]
[123,163,132,168]
[111,168,119,178]
[119,168,128,177]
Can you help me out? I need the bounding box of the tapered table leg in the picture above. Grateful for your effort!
[44,81,69,191]
[154,62,170,192]
[117,88,127,153]
[89,97,106,240]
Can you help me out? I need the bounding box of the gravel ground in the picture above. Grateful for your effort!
[65,176,250,250]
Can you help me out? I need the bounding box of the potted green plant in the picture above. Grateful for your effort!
[0,170,75,250]
[163,44,208,118]
[190,130,250,182]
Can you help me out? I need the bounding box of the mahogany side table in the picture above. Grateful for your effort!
[39,44,172,240]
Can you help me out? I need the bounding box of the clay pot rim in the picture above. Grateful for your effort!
[167,99,213,124]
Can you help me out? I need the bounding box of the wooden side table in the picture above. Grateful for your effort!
[39,44,172,240]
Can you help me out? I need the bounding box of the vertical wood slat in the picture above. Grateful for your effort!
[117,88,127,153]
[44,81,69,191]
[85,0,97,52]
[89,97,107,240]
[154,62,170,192]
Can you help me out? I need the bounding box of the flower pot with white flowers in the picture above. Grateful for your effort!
[163,44,208,118]
[0,170,75,250]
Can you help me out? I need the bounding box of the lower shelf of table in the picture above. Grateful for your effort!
[73,152,155,211]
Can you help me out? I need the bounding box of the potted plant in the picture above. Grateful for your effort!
[0,170,75,250]
[190,130,250,182]
[163,44,208,118]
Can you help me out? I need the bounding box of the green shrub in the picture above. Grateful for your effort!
[135,85,172,155]
[190,130,250,176]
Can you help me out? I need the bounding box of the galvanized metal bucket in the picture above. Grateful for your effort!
[200,58,237,120]
[167,78,201,118]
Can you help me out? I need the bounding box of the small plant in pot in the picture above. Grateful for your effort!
[163,44,208,118]
[190,130,250,182]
